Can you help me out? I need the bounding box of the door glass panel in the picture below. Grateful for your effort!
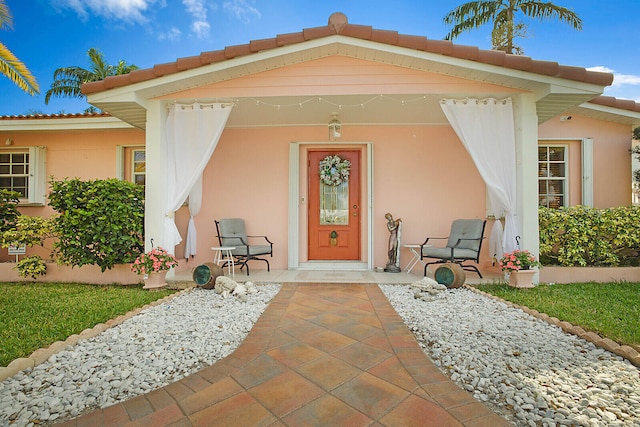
[320,181,349,225]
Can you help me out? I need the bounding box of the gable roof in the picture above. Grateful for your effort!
[82,12,616,129]
[83,12,611,96]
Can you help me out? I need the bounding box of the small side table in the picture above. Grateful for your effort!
[403,244,428,274]
[211,246,236,277]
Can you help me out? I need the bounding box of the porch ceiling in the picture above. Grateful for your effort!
[92,91,598,130]
[218,94,450,127]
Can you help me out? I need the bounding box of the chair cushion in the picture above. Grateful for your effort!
[447,219,483,251]
[232,245,272,257]
[422,247,479,261]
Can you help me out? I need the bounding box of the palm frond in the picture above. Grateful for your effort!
[0,0,13,31]
[519,1,582,30]
[0,42,39,95]
[87,48,112,80]
[443,1,499,40]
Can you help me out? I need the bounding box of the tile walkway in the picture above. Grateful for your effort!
[56,283,511,426]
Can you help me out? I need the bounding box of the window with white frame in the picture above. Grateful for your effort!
[538,145,567,208]
[116,146,145,187]
[0,147,46,205]
[132,149,146,187]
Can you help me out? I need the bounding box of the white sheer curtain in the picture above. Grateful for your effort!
[439,97,519,257]
[164,102,233,257]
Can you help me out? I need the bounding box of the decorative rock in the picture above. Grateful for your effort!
[409,277,447,301]
[215,275,237,295]
[233,283,247,302]
[380,285,640,427]
[0,285,280,427]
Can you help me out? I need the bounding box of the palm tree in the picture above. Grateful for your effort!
[0,0,39,95]
[444,0,582,54]
[44,48,138,104]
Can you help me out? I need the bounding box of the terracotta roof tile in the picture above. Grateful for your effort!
[396,34,429,51]
[302,25,335,40]
[477,49,506,66]
[504,54,533,71]
[424,39,454,56]
[0,112,112,120]
[451,44,480,61]
[370,28,398,45]
[250,37,278,53]
[276,31,305,46]
[153,62,179,77]
[81,12,614,95]
[529,60,560,77]
[103,73,130,89]
[328,11,348,33]
[200,50,227,65]
[224,43,253,59]
[590,96,640,113]
[128,68,154,83]
[176,55,203,71]
[341,24,373,39]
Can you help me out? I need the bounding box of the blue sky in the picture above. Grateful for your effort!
[1,0,640,116]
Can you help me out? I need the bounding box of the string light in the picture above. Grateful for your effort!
[171,95,433,112]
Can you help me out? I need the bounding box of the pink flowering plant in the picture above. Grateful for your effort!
[499,249,541,273]
[131,246,178,275]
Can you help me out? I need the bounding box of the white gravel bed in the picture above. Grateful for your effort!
[379,284,640,427]
[0,285,280,427]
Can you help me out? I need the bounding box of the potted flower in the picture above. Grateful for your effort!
[131,246,178,289]
[499,249,541,288]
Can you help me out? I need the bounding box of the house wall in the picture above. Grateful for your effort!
[0,128,144,262]
[2,113,633,271]
[539,115,632,208]
[181,124,487,270]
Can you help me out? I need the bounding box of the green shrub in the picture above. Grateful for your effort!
[1,215,57,248]
[14,255,47,279]
[0,189,20,234]
[48,178,145,271]
[539,206,640,266]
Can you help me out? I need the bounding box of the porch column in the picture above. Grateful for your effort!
[513,93,540,264]
[144,101,169,253]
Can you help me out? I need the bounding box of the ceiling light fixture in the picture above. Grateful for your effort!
[328,113,341,141]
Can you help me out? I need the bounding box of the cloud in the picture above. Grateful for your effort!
[54,0,153,23]
[588,66,640,88]
[223,0,261,23]
[182,0,211,38]
[158,27,182,41]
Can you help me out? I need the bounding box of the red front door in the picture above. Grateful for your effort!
[308,150,361,260]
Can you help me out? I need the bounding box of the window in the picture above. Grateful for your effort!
[117,146,145,187]
[0,147,46,205]
[132,149,146,187]
[0,151,29,197]
[538,145,567,208]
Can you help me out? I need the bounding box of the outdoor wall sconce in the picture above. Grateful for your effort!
[328,113,341,141]
[5,138,12,146]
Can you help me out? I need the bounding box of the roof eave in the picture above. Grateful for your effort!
[570,101,640,126]
[0,115,136,131]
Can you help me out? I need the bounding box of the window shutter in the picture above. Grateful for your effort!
[28,146,46,205]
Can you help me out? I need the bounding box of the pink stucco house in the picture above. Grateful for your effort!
[2,13,640,279]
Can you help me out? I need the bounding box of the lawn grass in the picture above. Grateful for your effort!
[475,282,640,348]
[0,283,176,367]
